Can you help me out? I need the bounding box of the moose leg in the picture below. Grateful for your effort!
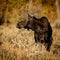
[45,37,53,52]
[34,32,39,43]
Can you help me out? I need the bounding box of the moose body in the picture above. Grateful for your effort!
[16,15,53,52]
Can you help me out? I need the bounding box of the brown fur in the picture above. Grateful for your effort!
[16,15,53,52]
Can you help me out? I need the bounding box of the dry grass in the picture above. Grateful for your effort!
[0,21,60,60]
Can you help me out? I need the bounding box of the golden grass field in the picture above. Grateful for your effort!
[0,19,60,60]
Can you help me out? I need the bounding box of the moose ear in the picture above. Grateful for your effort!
[28,14,32,18]
[33,16,38,20]
[28,14,38,20]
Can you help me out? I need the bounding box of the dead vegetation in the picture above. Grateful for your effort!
[0,0,60,60]
[0,22,60,60]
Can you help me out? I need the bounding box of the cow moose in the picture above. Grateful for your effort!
[16,14,53,52]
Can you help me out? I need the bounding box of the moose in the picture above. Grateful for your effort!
[16,14,53,52]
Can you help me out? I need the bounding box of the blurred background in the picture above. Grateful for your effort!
[0,0,60,24]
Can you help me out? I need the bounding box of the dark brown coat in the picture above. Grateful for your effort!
[16,15,53,52]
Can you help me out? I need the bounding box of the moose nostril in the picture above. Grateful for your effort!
[16,25,21,29]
